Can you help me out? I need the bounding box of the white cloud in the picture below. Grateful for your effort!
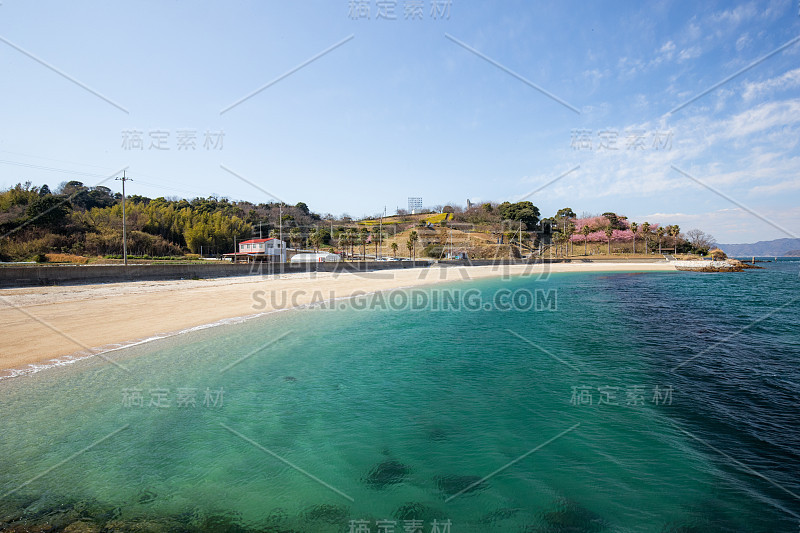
[583,68,608,83]
[742,68,800,101]
[735,32,751,51]
[617,56,644,78]
[677,46,702,62]
[749,178,800,195]
[660,40,676,55]
[710,3,759,26]
[718,99,800,139]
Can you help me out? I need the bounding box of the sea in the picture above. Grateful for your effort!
[1,259,798,532]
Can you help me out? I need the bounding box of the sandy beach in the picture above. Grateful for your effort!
[0,262,676,376]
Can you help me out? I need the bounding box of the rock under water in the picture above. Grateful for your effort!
[363,459,411,489]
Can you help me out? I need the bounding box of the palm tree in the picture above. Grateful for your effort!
[391,241,398,258]
[669,224,680,254]
[581,225,591,256]
[641,222,651,254]
[336,229,347,257]
[346,228,356,258]
[378,230,386,258]
[656,227,665,254]
[409,230,419,260]
[630,222,638,254]
[359,227,369,259]
[567,222,576,256]
[604,225,614,255]
[309,229,321,251]
[406,239,413,259]
[289,227,302,249]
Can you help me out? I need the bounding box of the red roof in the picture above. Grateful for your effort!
[239,238,276,244]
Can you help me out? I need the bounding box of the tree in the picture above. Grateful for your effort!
[359,227,369,259]
[641,222,651,253]
[686,229,715,255]
[567,222,576,256]
[581,225,591,256]
[308,228,324,251]
[656,227,665,254]
[372,230,383,258]
[669,225,681,254]
[391,241,398,258]
[406,239,413,259]
[554,208,576,242]
[604,225,613,255]
[39,184,51,197]
[556,207,576,219]
[337,229,349,257]
[289,227,302,249]
[346,228,356,257]
[409,230,419,260]
[630,222,638,254]
[26,196,71,228]
[602,212,624,229]
[498,201,541,227]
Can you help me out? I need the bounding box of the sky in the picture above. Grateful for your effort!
[0,0,799,244]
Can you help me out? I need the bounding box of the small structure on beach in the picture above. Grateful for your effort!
[224,238,285,263]
[290,252,341,263]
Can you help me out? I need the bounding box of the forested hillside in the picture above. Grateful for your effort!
[0,181,319,261]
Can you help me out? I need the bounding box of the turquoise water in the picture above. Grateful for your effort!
[1,262,799,531]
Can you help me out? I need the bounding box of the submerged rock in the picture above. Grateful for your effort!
[103,519,173,533]
[535,497,607,532]
[478,507,520,525]
[303,503,350,524]
[392,502,444,523]
[363,460,410,489]
[426,427,448,442]
[137,490,158,505]
[433,474,487,497]
[63,522,102,533]
[190,512,249,533]
[1,522,56,533]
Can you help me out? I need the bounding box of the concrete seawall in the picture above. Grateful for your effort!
[0,257,671,288]
[0,261,434,288]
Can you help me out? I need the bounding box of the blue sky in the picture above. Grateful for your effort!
[0,0,798,243]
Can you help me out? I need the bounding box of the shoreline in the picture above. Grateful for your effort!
[0,262,676,379]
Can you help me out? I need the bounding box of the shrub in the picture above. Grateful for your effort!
[423,244,444,258]
[45,253,89,264]
[33,252,48,263]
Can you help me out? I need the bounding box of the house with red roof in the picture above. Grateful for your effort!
[223,238,285,263]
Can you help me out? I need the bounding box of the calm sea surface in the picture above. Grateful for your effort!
[1,260,799,532]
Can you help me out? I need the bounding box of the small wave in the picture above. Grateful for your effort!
[0,286,411,382]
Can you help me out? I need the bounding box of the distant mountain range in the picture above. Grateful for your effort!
[717,238,800,257]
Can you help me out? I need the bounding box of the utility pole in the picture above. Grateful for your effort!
[378,206,385,260]
[254,222,268,239]
[279,204,283,261]
[115,171,131,266]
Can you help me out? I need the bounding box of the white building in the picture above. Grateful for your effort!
[225,238,285,262]
[290,252,341,263]
[408,197,423,214]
